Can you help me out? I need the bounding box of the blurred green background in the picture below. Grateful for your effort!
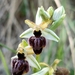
[0,0,75,75]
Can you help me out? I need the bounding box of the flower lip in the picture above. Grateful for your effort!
[12,58,29,75]
[33,30,42,37]
[33,48,43,55]
[29,36,46,54]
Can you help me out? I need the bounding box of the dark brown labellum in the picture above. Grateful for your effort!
[29,36,46,54]
[11,58,29,75]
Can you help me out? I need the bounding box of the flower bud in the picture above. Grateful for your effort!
[39,6,50,21]
[55,67,70,75]
[47,6,54,18]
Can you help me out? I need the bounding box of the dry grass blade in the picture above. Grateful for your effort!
[54,0,75,74]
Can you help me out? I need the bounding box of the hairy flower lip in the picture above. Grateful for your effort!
[29,36,46,54]
[11,57,29,75]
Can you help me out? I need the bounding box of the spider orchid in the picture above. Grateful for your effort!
[20,6,65,54]
[11,39,41,75]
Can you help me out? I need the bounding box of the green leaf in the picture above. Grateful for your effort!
[32,67,49,75]
[53,6,65,20]
[50,14,66,30]
[26,55,41,69]
[20,28,33,38]
[0,43,16,53]
[0,50,10,75]
[42,28,60,42]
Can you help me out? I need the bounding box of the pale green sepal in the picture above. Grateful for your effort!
[20,28,33,38]
[53,6,65,20]
[26,55,41,69]
[47,6,54,18]
[39,6,50,21]
[21,39,28,47]
[32,67,49,75]
[50,14,66,30]
[42,28,60,42]
[35,7,43,25]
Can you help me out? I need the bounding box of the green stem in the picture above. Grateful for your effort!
[36,55,40,62]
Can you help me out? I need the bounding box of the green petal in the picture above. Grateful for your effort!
[42,28,60,42]
[53,6,65,20]
[32,67,49,75]
[20,28,33,38]
[50,14,66,30]
[26,55,41,69]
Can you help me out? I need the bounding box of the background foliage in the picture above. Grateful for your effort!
[0,0,75,75]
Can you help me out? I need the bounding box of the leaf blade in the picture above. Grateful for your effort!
[0,50,10,75]
[0,43,16,53]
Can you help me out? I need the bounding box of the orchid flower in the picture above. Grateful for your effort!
[20,6,66,42]
[11,39,41,75]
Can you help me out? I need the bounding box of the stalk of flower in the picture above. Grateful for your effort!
[11,39,41,75]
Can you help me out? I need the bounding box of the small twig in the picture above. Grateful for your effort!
[54,0,75,73]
